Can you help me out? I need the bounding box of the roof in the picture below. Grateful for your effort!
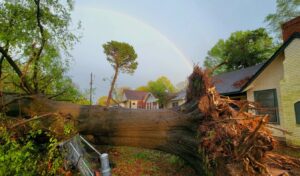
[241,32,300,91]
[171,90,186,101]
[213,32,300,95]
[213,63,264,94]
[123,90,149,100]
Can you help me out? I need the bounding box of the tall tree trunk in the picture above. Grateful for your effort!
[32,58,40,93]
[106,68,119,106]
[32,0,46,94]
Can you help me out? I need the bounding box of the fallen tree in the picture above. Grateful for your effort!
[2,67,300,175]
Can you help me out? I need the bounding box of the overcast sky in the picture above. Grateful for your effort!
[68,0,276,102]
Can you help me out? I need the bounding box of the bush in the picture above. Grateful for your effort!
[0,127,64,175]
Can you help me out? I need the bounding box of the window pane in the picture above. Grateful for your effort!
[295,101,300,124]
[172,102,179,108]
[254,89,279,123]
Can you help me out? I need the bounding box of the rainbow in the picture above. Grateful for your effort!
[79,7,194,71]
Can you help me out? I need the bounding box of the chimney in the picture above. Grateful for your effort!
[282,16,300,42]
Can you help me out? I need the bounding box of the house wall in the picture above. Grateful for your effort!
[130,100,138,109]
[123,101,131,109]
[280,38,300,146]
[177,99,186,107]
[146,94,157,102]
[246,54,285,138]
[166,99,186,109]
[145,94,159,109]
[146,102,159,110]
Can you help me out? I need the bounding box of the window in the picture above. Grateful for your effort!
[172,102,179,108]
[295,101,300,124]
[254,89,279,124]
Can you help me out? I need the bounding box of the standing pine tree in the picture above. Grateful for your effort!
[102,41,138,106]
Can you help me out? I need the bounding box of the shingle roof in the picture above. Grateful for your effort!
[212,63,264,94]
[172,90,186,101]
[167,32,300,97]
[213,32,300,95]
[123,90,148,100]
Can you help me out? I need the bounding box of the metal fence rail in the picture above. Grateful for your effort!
[60,135,111,176]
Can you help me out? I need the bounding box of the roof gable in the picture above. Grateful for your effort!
[145,93,158,102]
[123,90,149,100]
[213,32,300,95]
[241,32,300,91]
[172,90,186,101]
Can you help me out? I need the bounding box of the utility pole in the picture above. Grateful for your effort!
[90,72,93,105]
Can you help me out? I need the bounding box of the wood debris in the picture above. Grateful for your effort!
[186,66,300,175]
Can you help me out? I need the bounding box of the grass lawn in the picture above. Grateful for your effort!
[94,143,300,176]
[97,146,196,176]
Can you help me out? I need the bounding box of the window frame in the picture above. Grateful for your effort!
[254,89,280,124]
[172,102,179,108]
[295,101,300,124]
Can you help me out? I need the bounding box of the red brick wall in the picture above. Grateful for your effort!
[137,100,146,109]
[282,16,300,42]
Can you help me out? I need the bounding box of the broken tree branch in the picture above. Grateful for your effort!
[0,46,33,93]
[9,113,54,129]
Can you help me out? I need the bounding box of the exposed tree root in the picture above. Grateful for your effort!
[185,66,300,175]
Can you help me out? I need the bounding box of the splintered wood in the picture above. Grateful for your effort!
[187,66,300,176]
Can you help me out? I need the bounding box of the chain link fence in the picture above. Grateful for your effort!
[59,135,111,176]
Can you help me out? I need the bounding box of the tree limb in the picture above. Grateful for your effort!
[9,113,54,129]
[32,0,47,93]
[0,46,33,93]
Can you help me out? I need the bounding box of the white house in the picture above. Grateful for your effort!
[121,89,159,110]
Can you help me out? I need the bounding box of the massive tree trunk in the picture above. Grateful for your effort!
[3,67,297,176]
[3,95,209,175]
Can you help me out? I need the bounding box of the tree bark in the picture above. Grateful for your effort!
[106,68,119,107]
[0,46,32,93]
[2,67,298,176]
[2,95,209,175]
[32,0,47,93]
[0,42,9,80]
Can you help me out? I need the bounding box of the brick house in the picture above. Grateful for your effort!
[213,16,300,146]
[169,16,300,146]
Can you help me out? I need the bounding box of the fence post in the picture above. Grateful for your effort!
[100,153,111,176]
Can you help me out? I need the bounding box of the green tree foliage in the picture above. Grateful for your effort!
[146,76,176,108]
[97,96,117,106]
[265,0,300,41]
[204,28,276,75]
[0,121,64,175]
[0,0,85,174]
[54,79,90,105]
[97,96,109,106]
[136,86,149,92]
[97,86,130,106]
[102,41,138,106]
[0,0,83,101]
[113,86,131,103]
